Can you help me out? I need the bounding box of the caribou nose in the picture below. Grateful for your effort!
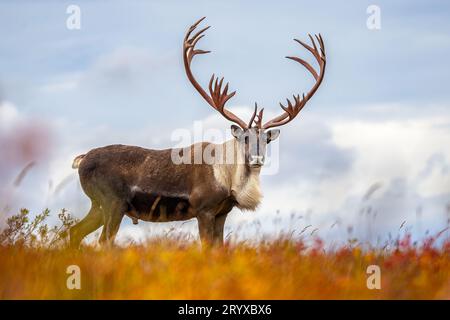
[249,155,264,166]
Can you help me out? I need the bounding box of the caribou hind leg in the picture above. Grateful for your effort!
[98,200,125,247]
[69,201,103,249]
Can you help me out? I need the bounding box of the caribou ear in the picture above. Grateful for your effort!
[266,129,280,143]
[231,125,244,139]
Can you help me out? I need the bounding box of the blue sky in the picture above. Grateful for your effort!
[1,1,449,245]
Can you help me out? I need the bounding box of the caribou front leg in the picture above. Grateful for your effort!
[213,213,227,246]
[197,213,215,247]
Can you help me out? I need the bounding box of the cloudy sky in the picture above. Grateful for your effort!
[1,0,449,245]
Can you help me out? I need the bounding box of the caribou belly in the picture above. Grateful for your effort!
[126,189,193,222]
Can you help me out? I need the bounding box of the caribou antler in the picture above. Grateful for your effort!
[184,18,326,130]
[183,17,248,129]
[252,34,326,129]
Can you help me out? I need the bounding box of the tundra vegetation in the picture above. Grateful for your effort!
[0,208,448,299]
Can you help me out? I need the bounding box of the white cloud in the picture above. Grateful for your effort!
[331,116,450,198]
[0,101,20,130]
[417,159,450,198]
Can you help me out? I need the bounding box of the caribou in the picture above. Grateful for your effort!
[69,17,326,248]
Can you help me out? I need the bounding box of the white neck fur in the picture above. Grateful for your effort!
[212,139,262,211]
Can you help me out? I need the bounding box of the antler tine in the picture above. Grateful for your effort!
[262,33,326,129]
[247,103,265,129]
[255,108,264,129]
[191,26,210,43]
[248,103,258,128]
[184,17,208,44]
[184,26,211,65]
[315,33,326,58]
[223,81,229,96]
[183,18,248,129]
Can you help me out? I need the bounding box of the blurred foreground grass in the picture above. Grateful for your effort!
[0,209,449,299]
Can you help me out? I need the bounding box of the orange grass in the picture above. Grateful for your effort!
[0,237,448,299]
